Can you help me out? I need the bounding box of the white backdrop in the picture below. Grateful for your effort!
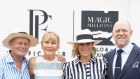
[0,0,140,61]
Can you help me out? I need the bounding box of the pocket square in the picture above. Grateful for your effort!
[132,61,139,68]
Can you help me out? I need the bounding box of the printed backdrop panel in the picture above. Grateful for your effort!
[0,0,140,61]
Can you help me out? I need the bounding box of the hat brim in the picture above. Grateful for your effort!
[67,39,102,45]
[2,33,38,48]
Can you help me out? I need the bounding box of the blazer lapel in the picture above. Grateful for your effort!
[107,49,116,79]
[119,44,140,78]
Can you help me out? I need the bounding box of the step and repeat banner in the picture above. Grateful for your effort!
[0,0,140,61]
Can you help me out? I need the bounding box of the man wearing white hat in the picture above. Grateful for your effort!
[0,28,38,79]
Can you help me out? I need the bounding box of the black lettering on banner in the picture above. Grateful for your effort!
[29,9,51,39]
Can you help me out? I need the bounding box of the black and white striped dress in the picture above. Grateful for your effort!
[63,56,107,79]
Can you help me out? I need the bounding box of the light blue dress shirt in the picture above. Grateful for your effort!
[113,42,134,76]
[0,50,30,79]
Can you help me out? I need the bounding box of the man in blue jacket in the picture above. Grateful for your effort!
[104,20,140,79]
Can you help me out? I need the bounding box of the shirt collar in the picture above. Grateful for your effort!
[115,42,134,54]
[75,55,97,64]
[5,50,28,64]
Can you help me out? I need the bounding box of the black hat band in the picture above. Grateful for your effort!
[76,34,93,41]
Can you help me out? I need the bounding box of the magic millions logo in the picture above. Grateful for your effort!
[81,11,118,57]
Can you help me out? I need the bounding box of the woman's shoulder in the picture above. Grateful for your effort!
[29,57,36,63]
[92,57,106,63]
[29,56,44,63]
[94,57,107,66]
[64,60,75,66]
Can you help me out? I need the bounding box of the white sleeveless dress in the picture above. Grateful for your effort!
[34,56,63,79]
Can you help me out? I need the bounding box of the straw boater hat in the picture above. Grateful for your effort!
[67,29,102,45]
[2,27,38,48]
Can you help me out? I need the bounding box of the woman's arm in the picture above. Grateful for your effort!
[28,57,36,79]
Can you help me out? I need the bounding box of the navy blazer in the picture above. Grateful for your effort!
[104,43,140,79]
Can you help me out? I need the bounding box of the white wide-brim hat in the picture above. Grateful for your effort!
[67,29,102,45]
[2,27,38,48]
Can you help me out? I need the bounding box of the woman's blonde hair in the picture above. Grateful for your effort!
[71,42,96,57]
[41,31,60,47]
